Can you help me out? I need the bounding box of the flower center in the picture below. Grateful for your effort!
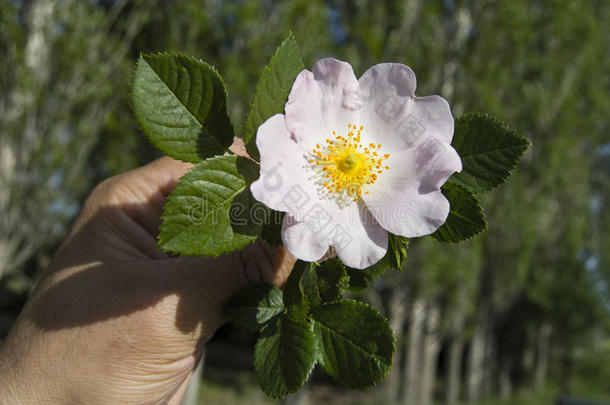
[309,124,390,203]
[337,153,362,173]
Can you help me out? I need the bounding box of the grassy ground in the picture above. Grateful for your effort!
[198,351,610,405]
[198,335,610,405]
[197,383,559,405]
[197,369,566,405]
[459,388,556,405]
[198,370,275,405]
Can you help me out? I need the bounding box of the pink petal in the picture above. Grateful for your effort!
[415,138,462,191]
[254,59,461,267]
[285,58,360,152]
[363,143,462,237]
[331,201,388,269]
[282,214,329,262]
[359,63,417,100]
[357,63,417,150]
[281,202,387,269]
[358,64,454,151]
[409,96,455,144]
[250,114,319,215]
[251,113,389,268]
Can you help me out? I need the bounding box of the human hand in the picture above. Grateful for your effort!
[0,140,295,404]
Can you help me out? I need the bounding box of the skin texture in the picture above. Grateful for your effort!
[0,140,295,404]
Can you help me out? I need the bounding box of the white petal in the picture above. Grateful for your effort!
[415,138,462,191]
[250,114,319,215]
[364,186,450,238]
[357,64,455,152]
[363,144,462,237]
[409,95,455,144]
[359,62,417,100]
[281,214,329,262]
[357,63,417,150]
[331,201,388,269]
[285,58,360,152]
[280,201,388,269]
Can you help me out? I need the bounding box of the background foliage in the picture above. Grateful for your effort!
[1,0,609,404]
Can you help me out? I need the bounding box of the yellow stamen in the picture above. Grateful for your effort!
[310,123,390,203]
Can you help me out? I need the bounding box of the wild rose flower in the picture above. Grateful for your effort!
[251,58,462,269]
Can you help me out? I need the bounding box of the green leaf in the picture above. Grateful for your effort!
[243,33,304,160]
[254,316,317,399]
[449,113,530,192]
[311,300,395,389]
[283,260,320,319]
[432,183,487,243]
[225,283,284,332]
[384,234,409,270]
[260,209,285,246]
[316,259,349,302]
[345,236,407,291]
[132,53,233,163]
[346,260,389,292]
[158,155,260,256]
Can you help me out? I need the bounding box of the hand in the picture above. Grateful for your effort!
[0,141,295,404]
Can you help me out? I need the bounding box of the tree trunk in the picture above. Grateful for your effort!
[521,326,536,385]
[498,361,512,399]
[465,315,486,401]
[534,323,552,389]
[382,288,408,402]
[445,336,464,405]
[482,325,496,398]
[24,0,55,84]
[420,299,441,405]
[467,240,496,402]
[401,297,426,405]
[559,347,574,395]
[444,290,467,405]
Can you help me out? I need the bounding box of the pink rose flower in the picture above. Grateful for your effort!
[251,58,462,269]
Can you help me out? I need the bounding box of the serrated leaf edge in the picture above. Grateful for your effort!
[157,155,258,257]
[310,299,395,390]
[255,317,317,399]
[243,32,304,160]
[450,112,530,193]
[432,183,488,243]
[132,52,232,162]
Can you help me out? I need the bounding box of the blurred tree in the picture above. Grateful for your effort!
[325,0,610,403]
[0,0,153,281]
[455,0,610,400]
[1,1,608,404]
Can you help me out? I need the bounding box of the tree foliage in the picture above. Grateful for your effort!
[1,0,609,401]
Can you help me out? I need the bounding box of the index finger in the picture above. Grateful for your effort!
[103,138,250,236]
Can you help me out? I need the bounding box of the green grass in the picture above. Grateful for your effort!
[197,367,610,405]
[197,377,557,405]
[198,370,275,405]
[458,388,557,405]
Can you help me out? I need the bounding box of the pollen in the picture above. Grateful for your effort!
[308,123,390,203]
